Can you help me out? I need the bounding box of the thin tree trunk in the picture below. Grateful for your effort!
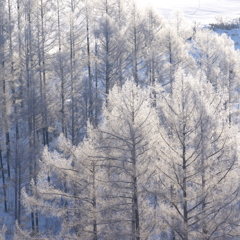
[39,0,49,146]
[182,124,188,240]
[7,0,14,180]
[14,0,22,226]
[94,34,99,126]
[70,0,76,144]
[92,162,98,240]
[0,2,11,179]
[0,149,7,212]
[57,0,66,136]
[132,133,140,240]
[86,7,93,124]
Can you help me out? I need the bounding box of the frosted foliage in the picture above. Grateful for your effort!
[169,11,193,40]
[1,0,240,238]
[160,25,195,87]
[193,30,236,90]
[21,80,162,239]
[99,80,160,238]
[218,34,240,115]
[22,133,99,239]
[193,30,222,84]
[155,70,239,239]
[141,6,167,85]
[105,80,157,129]
[102,80,159,164]
[20,74,240,239]
[193,29,240,124]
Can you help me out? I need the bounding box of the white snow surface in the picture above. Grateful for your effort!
[140,0,240,24]
[137,0,240,50]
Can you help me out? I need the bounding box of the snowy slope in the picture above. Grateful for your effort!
[144,0,240,49]
[145,0,240,25]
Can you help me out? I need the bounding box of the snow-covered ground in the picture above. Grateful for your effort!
[141,0,240,25]
[139,0,240,49]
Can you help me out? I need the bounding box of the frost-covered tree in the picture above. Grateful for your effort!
[0,0,10,213]
[126,2,147,85]
[160,24,195,92]
[2,0,240,238]
[154,70,240,239]
[193,29,240,124]
[142,6,165,85]
[95,11,119,95]
[193,29,224,91]
[97,80,159,239]
[217,33,240,125]
[169,11,193,41]
[20,132,103,239]
[19,79,161,239]
[36,0,56,146]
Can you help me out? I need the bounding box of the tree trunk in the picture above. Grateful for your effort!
[92,162,98,240]
[57,0,66,136]
[132,134,140,240]
[0,149,7,212]
[86,7,93,124]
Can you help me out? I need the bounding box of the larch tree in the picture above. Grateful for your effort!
[142,6,165,86]
[113,0,129,87]
[94,0,122,95]
[154,70,240,239]
[36,0,55,147]
[18,79,161,240]
[169,11,193,41]
[97,80,159,239]
[217,33,240,125]
[160,24,195,93]
[85,0,95,125]
[0,0,10,214]
[126,2,146,85]
[64,0,89,144]
[51,0,69,136]
[19,132,103,239]
[192,29,223,91]
[193,29,240,125]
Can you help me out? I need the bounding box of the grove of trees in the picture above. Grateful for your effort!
[0,0,239,239]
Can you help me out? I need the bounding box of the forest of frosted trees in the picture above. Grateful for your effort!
[0,0,240,239]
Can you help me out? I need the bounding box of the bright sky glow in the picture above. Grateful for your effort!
[139,0,240,24]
